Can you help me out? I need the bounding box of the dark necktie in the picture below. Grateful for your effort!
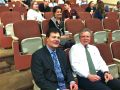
[51,51,66,90]
[85,46,96,74]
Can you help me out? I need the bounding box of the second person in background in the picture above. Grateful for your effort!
[62,1,79,21]
[94,1,106,20]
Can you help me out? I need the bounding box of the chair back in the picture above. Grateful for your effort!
[65,19,85,35]
[41,19,50,34]
[0,6,9,15]
[78,12,92,21]
[106,12,119,20]
[12,6,27,15]
[85,18,103,32]
[95,43,114,65]
[1,11,21,26]
[44,12,53,19]
[103,19,119,31]
[13,20,41,42]
[110,41,120,59]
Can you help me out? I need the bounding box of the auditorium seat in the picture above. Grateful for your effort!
[44,12,53,19]
[12,6,27,16]
[13,20,42,70]
[41,19,50,34]
[65,19,85,43]
[7,1,21,9]
[85,18,109,44]
[0,6,9,16]
[0,26,13,49]
[95,43,119,78]
[103,18,120,42]
[78,12,92,21]
[1,11,22,26]
[110,41,120,75]
[106,12,119,20]
[0,11,22,48]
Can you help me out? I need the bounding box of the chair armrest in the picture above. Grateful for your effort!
[104,29,111,32]
[108,63,117,67]
[11,36,19,41]
[64,31,72,35]
[113,58,120,63]
[41,34,46,37]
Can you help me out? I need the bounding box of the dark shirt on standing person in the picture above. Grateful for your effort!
[39,3,51,12]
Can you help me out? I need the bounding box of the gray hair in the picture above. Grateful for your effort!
[79,28,93,38]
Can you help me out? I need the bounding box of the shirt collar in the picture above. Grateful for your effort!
[80,43,89,48]
[46,45,56,54]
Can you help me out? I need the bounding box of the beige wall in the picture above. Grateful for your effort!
[87,0,118,4]
[103,0,117,4]
[37,0,118,5]
[35,0,43,1]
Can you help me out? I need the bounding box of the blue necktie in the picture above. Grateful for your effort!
[51,51,66,90]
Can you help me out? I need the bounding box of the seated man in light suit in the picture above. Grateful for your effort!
[69,28,120,90]
[31,28,78,90]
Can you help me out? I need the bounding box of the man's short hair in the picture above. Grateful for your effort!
[46,28,61,37]
[79,28,93,37]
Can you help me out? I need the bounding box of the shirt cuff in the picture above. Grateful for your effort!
[104,71,110,74]
[70,81,76,84]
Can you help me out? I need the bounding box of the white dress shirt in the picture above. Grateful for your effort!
[69,43,109,78]
[27,9,45,22]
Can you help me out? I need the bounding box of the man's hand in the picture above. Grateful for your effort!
[88,74,101,82]
[70,81,78,90]
[104,72,113,82]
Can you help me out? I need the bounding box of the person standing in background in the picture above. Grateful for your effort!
[94,1,106,20]
[39,0,51,12]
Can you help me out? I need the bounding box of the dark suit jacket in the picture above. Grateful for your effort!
[38,3,51,12]
[31,46,74,90]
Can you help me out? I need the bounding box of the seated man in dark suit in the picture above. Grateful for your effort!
[39,0,51,12]
[31,28,78,90]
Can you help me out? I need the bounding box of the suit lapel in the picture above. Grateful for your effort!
[44,46,54,70]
